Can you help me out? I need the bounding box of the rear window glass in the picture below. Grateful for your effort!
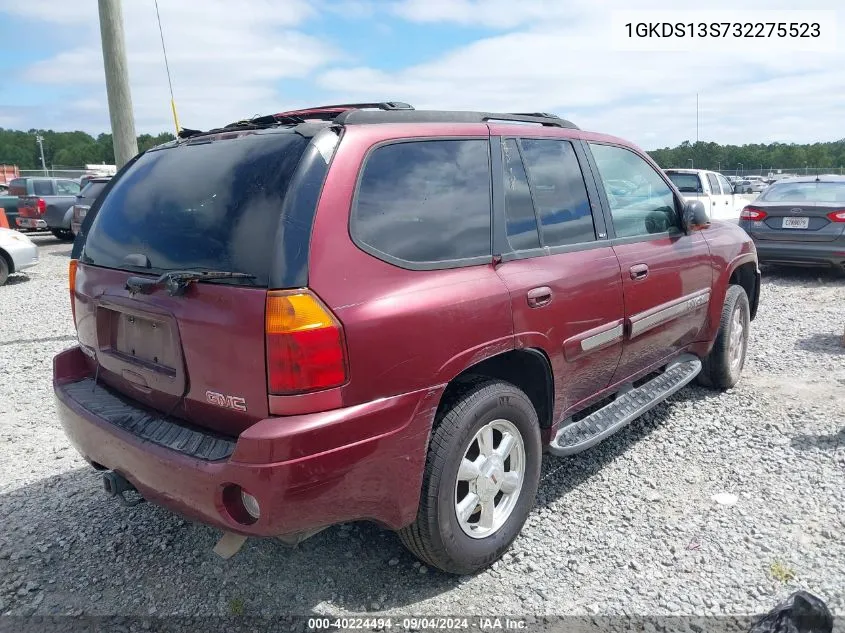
[8,179,25,196]
[33,180,53,196]
[666,172,703,193]
[352,139,491,265]
[79,181,107,202]
[759,181,845,203]
[82,132,309,286]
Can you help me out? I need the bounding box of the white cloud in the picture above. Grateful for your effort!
[2,0,843,147]
[3,0,336,133]
[319,0,845,147]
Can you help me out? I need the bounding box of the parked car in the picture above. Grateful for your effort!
[12,177,81,240]
[55,103,760,575]
[664,168,745,221]
[739,175,845,273]
[734,179,753,194]
[0,227,39,285]
[70,177,111,236]
[0,185,22,230]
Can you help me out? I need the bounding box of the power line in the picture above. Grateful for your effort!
[154,0,180,133]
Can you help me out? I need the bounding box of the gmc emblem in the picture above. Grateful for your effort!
[205,390,247,412]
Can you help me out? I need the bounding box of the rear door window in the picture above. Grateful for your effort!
[32,180,53,196]
[716,174,733,195]
[352,139,492,265]
[706,173,720,195]
[501,139,541,250]
[82,132,309,286]
[519,138,596,247]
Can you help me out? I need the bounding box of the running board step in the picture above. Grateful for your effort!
[548,354,702,457]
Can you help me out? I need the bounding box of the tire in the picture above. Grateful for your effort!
[398,379,542,575]
[51,229,73,241]
[697,285,750,390]
[0,255,8,286]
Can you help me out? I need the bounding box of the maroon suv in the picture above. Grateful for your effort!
[54,102,760,574]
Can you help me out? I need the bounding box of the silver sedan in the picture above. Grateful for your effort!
[0,228,39,285]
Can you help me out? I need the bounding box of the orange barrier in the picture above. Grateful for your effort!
[0,208,9,229]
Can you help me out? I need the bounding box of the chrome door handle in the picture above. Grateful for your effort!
[527,286,552,308]
[630,264,649,280]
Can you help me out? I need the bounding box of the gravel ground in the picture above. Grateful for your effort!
[1,234,843,622]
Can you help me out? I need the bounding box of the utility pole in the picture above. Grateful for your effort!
[98,0,138,168]
[35,134,48,176]
[695,93,699,145]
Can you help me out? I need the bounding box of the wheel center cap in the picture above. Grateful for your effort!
[476,456,505,500]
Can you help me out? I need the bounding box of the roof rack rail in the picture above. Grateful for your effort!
[273,102,414,121]
[335,109,578,129]
[509,112,561,119]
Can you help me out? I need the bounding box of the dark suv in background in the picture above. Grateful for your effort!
[70,177,111,237]
[55,102,760,574]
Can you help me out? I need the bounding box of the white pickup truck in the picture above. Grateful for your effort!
[664,168,749,222]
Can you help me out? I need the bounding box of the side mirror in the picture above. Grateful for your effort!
[682,199,711,232]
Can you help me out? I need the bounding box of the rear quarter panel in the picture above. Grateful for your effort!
[43,196,76,228]
[307,124,515,407]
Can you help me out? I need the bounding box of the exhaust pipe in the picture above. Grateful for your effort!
[102,471,144,506]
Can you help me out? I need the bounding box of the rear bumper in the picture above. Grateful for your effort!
[16,217,47,229]
[750,237,845,268]
[53,346,439,537]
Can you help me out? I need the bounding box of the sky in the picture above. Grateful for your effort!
[0,0,842,150]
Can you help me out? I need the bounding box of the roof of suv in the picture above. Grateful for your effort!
[172,102,579,145]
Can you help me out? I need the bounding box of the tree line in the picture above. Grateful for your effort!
[648,139,845,173]
[0,128,176,170]
[2,127,845,173]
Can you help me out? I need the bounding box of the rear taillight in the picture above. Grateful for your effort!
[826,210,845,223]
[37,198,46,214]
[68,260,78,323]
[265,290,347,395]
[740,206,767,221]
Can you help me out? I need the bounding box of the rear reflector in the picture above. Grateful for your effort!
[826,210,845,223]
[68,260,78,323]
[740,206,767,221]
[265,290,347,395]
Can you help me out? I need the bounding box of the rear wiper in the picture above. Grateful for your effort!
[125,270,256,297]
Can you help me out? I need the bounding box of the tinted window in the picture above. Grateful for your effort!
[759,181,845,203]
[666,172,702,193]
[33,180,53,196]
[706,173,720,194]
[79,181,107,203]
[502,139,540,250]
[519,139,595,247]
[590,144,680,239]
[57,179,80,195]
[353,139,491,264]
[82,132,309,286]
[8,179,26,196]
